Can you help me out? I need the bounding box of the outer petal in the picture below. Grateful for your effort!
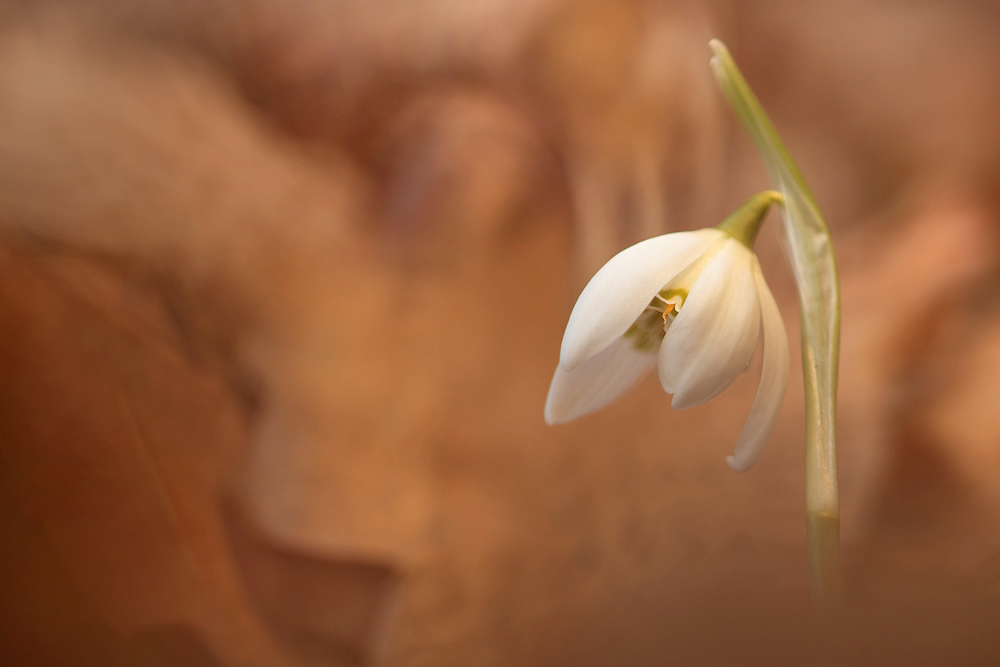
[658,239,760,409]
[727,260,790,472]
[560,229,722,371]
[545,337,656,425]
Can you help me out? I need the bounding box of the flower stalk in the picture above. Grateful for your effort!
[709,40,842,608]
[717,190,783,248]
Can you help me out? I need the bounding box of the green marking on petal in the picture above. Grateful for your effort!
[624,307,667,352]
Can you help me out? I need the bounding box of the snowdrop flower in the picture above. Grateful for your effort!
[544,191,789,471]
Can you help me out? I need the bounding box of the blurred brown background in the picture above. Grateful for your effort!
[0,0,999,665]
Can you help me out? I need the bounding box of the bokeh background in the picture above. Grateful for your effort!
[1,0,999,665]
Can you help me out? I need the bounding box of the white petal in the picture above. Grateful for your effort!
[545,337,656,425]
[560,229,722,371]
[658,239,760,409]
[727,260,789,472]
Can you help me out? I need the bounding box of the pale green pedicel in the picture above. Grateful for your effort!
[709,40,842,607]
[716,190,783,249]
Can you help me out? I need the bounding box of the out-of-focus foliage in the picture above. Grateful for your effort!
[1,1,999,665]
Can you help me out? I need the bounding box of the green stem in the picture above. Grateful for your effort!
[716,190,783,248]
[708,40,842,608]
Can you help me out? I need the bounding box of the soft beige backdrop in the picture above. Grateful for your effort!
[0,1,999,665]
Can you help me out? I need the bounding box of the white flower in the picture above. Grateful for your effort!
[544,227,789,471]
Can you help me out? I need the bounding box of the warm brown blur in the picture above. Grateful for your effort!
[1,1,999,665]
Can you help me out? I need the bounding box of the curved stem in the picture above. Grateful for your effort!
[708,39,842,608]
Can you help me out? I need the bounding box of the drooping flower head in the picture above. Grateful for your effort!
[545,191,789,471]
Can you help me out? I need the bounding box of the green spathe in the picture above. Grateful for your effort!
[709,39,842,608]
